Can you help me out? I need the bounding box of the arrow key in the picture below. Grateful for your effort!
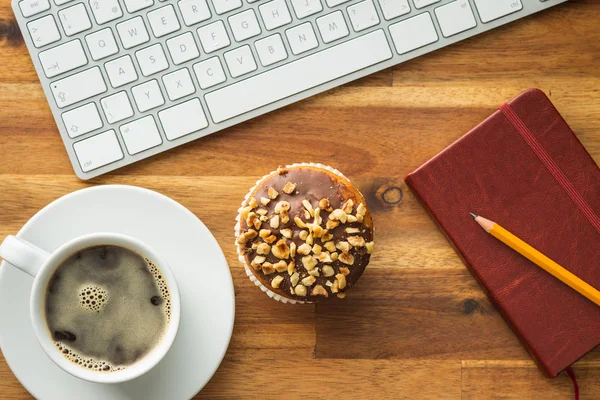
[39,39,88,78]
[27,15,61,48]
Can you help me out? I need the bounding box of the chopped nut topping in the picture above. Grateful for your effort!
[347,236,366,247]
[256,208,268,216]
[299,230,308,241]
[259,229,271,238]
[302,200,314,217]
[247,212,261,230]
[274,201,290,214]
[267,187,279,200]
[342,199,354,214]
[337,292,346,299]
[297,243,312,255]
[283,182,296,194]
[262,263,275,275]
[312,244,322,255]
[319,198,331,211]
[330,252,338,261]
[271,275,284,289]
[304,210,311,220]
[326,220,340,230]
[294,285,307,296]
[326,280,334,287]
[316,252,332,264]
[312,285,328,297]
[347,215,358,223]
[290,273,300,287]
[237,229,258,244]
[357,203,367,216]
[272,239,290,259]
[277,166,288,175]
[270,215,280,229]
[273,260,288,273]
[329,209,347,223]
[339,267,350,276]
[356,214,364,223]
[260,197,270,206]
[306,233,314,246]
[366,242,375,254]
[281,228,292,238]
[290,242,297,258]
[335,274,347,289]
[324,241,336,252]
[308,269,319,277]
[251,242,259,250]
[313,225,324,238]
[302,276,316,286]
[346,227,360,234]
[256,243,271,255]
[281,212,290,224]
[260,215,268,222]
[339,252,355,265]
[240,206,252,220]
[331,280,339,293]
[250,256,265,270]
[336,241,350,253]
[322,265,335,277]
[249,198,258,208]
[321,232,334,242]
[313,207,322,224]
[302,255,318,270]
[294,217,307,228]
[287,261,295,275]
[265,235,277,244]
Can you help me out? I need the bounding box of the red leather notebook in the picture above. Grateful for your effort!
[405,89,600,378]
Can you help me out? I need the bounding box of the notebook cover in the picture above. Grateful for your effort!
[405,88,600,378]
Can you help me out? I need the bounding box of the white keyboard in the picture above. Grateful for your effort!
[13,0,566,179]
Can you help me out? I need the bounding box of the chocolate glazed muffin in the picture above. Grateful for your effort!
[235,163,374,303]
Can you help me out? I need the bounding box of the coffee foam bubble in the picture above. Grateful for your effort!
[54,342,123,372]
[147,260,171,321]
[78,285,108,312]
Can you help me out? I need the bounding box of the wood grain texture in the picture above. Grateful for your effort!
[0,1,599,398]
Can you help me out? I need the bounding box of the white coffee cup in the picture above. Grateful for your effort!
[0,233,181,384]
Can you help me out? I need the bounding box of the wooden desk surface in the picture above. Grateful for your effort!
[1,1,599,398]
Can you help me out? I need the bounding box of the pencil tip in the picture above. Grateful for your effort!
[469,212,478,219]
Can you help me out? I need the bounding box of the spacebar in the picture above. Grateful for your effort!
[205,29,392,123]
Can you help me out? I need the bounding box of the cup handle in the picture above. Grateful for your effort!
[0,235,50,277]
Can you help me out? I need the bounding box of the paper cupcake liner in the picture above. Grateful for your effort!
[234,162,353,304]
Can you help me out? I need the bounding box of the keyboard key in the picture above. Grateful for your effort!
[28,15,61,48]
[123,0,154,13]
[85,28,119,61]
[389,12,438,54]
[100,91,134,123]
[148,5,181,38]
[39,40,87,79]
[326,0,349,8]
[105,55,138,87]
[255,33,288,66]
[205,29,392,123]
[58,4,92,36]
[74,130,123,172]
[136,44,169,76]
[435,0,476,38]
[62,103,103,138]
[193,57,226,89]
[132,80,165,112]
[178,0,212,26]
[316,11,349,43]
[162,68,196,100]
[120,116,162,155]
[259,0,293,31]
[167,32,200,65]
[117,17,150,49]
[348,0,380,32]
[19,0,50,18]
[197,21,231,53]
[51,66,108,108]
[89,0,123,25]
[229,10,261,42]
[290,0,322,19]
[158,98,208,140]
[224,45,257,78]
[474,0,522,23]
[413,0,439,8]
[286,22,318,55]
[211,0,242,15]
[378,0,410,20]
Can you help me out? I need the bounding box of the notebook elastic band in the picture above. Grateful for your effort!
[500,103,600,234]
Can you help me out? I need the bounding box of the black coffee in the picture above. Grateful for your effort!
[44,245,171,372]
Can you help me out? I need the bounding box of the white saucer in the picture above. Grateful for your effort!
[0,185,235,399]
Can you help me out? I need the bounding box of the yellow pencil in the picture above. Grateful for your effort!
[470,213,600,307]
